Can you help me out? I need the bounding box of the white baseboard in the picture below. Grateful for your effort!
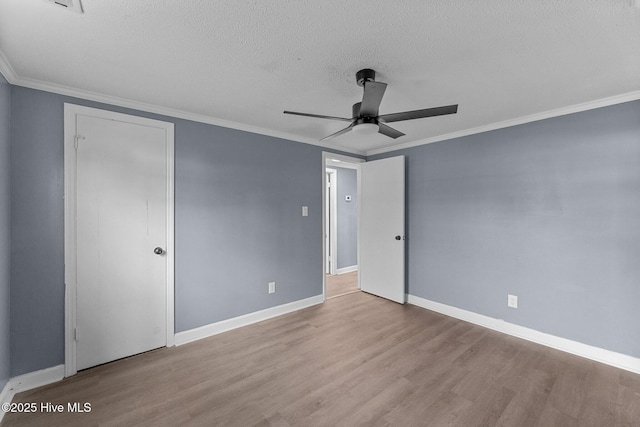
[0,364,65,423]
[407,294,640,375]
[336,265,358,275]
[9,364,65,394]
[175,295,324,346]
[0,379,11,403]
[0,380,9,424]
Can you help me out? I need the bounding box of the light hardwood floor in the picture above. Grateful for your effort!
[326,271,359,299]
[3,292,640,426]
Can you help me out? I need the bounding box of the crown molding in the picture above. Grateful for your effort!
[366,90,640,156]
[0,52,365,156]
[2,49,638,159]
[0,50,17,82]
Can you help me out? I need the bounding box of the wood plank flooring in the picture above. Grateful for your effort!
[3,292,640,426]
[326,271,359,299]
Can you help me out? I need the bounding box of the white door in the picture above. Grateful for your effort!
[358,156,405,303]
[75,113,169,370]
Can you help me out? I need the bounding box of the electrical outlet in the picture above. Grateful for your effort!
[507,294,518,308]
[268,282,276,294]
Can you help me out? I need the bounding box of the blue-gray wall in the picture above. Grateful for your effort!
[371,100,640,358]
[6,78,640,376]
[174,121,322,330]
[0,75,10,391]
[335,167,357,269]
[10,87,66,376]
[9,86,330,376]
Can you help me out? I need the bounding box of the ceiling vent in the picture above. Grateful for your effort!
[44,0,83,14]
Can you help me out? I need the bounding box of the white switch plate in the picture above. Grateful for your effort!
[302,206,308,217]
[507,294,518,308]
[268,282,276,294]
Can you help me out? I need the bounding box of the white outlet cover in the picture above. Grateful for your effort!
[508,294,518,308]
[268,282,276,294]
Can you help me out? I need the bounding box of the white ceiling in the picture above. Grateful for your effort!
[1,0,639,155]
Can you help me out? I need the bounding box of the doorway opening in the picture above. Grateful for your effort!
[322,152,364,299]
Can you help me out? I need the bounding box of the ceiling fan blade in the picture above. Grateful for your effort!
[359,81,387,117]
[378,104,458,123]
[378,122,405,139]
[320,123,355,141]
[283,111,352,122]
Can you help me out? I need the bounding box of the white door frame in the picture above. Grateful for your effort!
[63,104,175,377]
[322,152,364,300]
[325,168,337,275]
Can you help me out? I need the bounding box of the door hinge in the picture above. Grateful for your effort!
[74,327,79,341]
[74,134,85,149]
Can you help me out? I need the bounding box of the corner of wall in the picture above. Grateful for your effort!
[0,66,12,399]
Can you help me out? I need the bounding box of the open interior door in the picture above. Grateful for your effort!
[358,155,405,303]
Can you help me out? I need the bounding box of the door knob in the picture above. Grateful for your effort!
[154,247,164,255]
[395,236,402,240]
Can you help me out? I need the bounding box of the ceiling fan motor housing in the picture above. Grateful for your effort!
[355,116,377,126]
[356,68,376,87]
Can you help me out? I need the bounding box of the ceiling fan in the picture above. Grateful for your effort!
[284,68,458,141]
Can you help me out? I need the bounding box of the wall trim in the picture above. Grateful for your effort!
[0,56,365,156]
[326,168,338,276]
[0,50,17,83]
[0,381,10,423]
[336,265,358,275]
[0,365,65,422]
[366,90,640,156]
[407,294,640,375]
[8,365,65,394]
[326,158,360,170]
[0,380,11,412]
[175,295,325,346]
[4,51,638,159]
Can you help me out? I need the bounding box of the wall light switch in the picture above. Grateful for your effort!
[302,206,308,217]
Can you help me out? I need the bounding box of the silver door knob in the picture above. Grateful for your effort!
[154,247,164,255]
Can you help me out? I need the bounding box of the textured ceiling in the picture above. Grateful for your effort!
[1,0,639,155]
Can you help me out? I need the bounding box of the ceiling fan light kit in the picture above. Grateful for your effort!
[352,121,378,135]
[284,68,458,142]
